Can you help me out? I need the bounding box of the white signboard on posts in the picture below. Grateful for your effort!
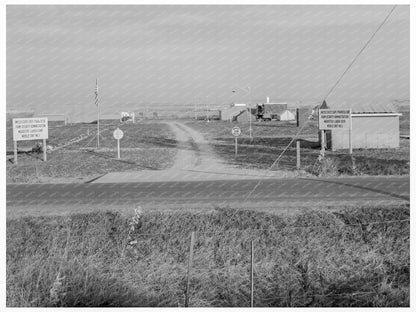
[13,117,49,141]
[319,109,351,130]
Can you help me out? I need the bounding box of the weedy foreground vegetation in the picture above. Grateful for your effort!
[7,205,409,307]
[185,119,409,176]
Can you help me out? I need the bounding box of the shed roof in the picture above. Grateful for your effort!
[221,106,247,119]
[262,103,288,115]
[235,110,256,122]
[325,99,398,114]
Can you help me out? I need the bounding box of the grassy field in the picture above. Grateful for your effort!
[184,119,410,176]
[7,205,409,307]
[6,121,176,183]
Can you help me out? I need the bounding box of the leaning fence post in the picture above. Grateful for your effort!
[250,239,254,307]
[185,231,195,307]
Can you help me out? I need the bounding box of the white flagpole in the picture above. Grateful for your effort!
[95,78,100,149]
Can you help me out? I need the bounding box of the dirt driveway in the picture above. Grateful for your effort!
[167,121,229,172]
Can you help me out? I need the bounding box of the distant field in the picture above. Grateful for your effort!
[185,119,410,176]
[6,205,409,307]
[6,121,176,183]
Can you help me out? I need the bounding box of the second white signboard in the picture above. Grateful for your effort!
[319,109,351,130]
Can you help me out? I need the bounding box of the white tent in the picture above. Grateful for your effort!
[278,110,296,121]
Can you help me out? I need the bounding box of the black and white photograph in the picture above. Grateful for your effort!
[3,1,412,309]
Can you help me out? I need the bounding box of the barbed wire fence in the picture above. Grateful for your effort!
[51,209,409,307]
[136,218,409,307]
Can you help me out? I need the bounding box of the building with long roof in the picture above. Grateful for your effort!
[321,99,402,150]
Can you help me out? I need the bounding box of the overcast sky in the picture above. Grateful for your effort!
[7,5,409,122]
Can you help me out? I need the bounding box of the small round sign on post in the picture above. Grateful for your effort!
[113,128,124,140]
[231,126,241,137]
[113,128,124,159]
[231,126,241,156]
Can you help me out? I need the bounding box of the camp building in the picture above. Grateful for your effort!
[322,100,402,150]
[256,98,296,121]
[220,104,247,121]
[235,109,256,123]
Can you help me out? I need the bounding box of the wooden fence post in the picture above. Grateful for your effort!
[250,240,254,307]
[296,140,301,170]
[185,231,195,307]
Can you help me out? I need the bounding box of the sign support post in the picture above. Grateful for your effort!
[113,128,124,160]
[320,130,325,156]
[231,126,241,156]
[13,141,17,165]
[117,138,120,159]
[43,139,47,162]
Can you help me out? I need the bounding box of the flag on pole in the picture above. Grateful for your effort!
[95,78,99,106]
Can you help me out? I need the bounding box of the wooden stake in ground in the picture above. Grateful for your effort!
[185,231,195,307]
